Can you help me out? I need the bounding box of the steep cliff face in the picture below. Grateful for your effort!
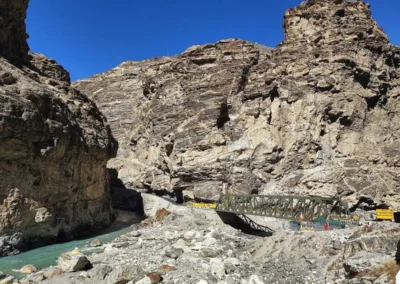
[73,0,400,209]
[0,0,30,65]
[0,0,117,256]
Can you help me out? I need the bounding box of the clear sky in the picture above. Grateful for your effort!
[26,0,400,81]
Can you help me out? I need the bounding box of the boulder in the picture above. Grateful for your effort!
[344,252,392,274]
[0,276,14,284]
[12,264,37,274]
[87,264,113,281]
[210,258,225,280]
[42,267,63,280]
[146,272,162,284]
[164,246,184,259]
[0,272,4,279]
[58,252,91,272]
[89,239,103,247]
[19,272,44,284]
[104,265,145,284]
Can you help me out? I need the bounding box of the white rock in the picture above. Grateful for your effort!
[210,258,225,280]
[202,237,217,247]
[224,257,240,267]
[243,275,264,284]
[183,231,196,240]
[135,276,152,284]
[197,280,209,284]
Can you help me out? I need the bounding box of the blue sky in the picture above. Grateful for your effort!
[26,0,400,81]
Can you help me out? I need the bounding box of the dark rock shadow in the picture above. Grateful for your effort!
[107,168,145,217]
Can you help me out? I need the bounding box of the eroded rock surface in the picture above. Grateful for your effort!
[73,0,400,208]
[0,0,117,256]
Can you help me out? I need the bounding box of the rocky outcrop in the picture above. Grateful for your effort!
[0,0,117,256]
[74,0,400,209]
[0,0,30,65]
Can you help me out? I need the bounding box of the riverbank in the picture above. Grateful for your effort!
[7,194,399,284]
[0,210,141,279]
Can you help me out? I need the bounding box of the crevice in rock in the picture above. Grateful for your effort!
[339,116,353,127]
[334,9,345,17]
[354,69,370,88]
[32,139,55,156]
[238,66,251,93]
[165,142,174,157]
[365,95,387,110]
[269,86,279,102]
[216,102,230,129]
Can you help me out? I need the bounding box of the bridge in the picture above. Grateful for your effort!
[215,193,350,222]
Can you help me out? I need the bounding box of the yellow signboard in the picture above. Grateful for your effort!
[185,202,217,209]
[376,209,394,220]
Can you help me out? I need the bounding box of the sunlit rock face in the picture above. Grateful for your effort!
[0,0,117,256]
[74,0,400,209]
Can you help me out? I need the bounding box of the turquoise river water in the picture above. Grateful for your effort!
[0,227,131,279]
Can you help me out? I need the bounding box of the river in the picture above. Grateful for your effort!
[0,226,132,279]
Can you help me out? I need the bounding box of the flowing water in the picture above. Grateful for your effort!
[0,226,132,279]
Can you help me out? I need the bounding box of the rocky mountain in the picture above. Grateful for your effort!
[0,0,117,256]
[74,0,400,209]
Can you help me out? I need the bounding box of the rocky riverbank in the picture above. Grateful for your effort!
[4,194,398,284]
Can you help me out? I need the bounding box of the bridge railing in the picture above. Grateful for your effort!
[215,193,349,221]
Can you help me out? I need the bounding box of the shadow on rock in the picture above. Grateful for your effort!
[108,168,144,216]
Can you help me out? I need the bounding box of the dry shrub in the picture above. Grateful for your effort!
[367,260,399,284]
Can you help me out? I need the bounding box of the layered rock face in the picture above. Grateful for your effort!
[74,0,400,209]
[0,0,117,256]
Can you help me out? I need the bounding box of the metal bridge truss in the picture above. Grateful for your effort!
[216,194,349,221]
[237,214,274,235]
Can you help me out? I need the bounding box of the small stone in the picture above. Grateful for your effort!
[12,264,37,274]
[210,258,225,280]
[135,276,152,284]
[0,276,14,284]
[0,272,4,279]
[156,265,177,274]
[224,257,240,273]
[43,268,63,279]
[197,280,208,284]
[183,231,196,240]
[147,272,162,283]
[89,238,103,247]
[246,275,265,284]
[19,272,44,283]
[104,265,145,283]
[164,246,184,259]
[200,247,219,258]
[155,208,170,222]
[130,230,142,237]
[58,252,91,272]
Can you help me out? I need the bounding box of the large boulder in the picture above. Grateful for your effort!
[73,0,400,209]
[57,252,91,272]
[0,0,117,256]
[104,265,146,284]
